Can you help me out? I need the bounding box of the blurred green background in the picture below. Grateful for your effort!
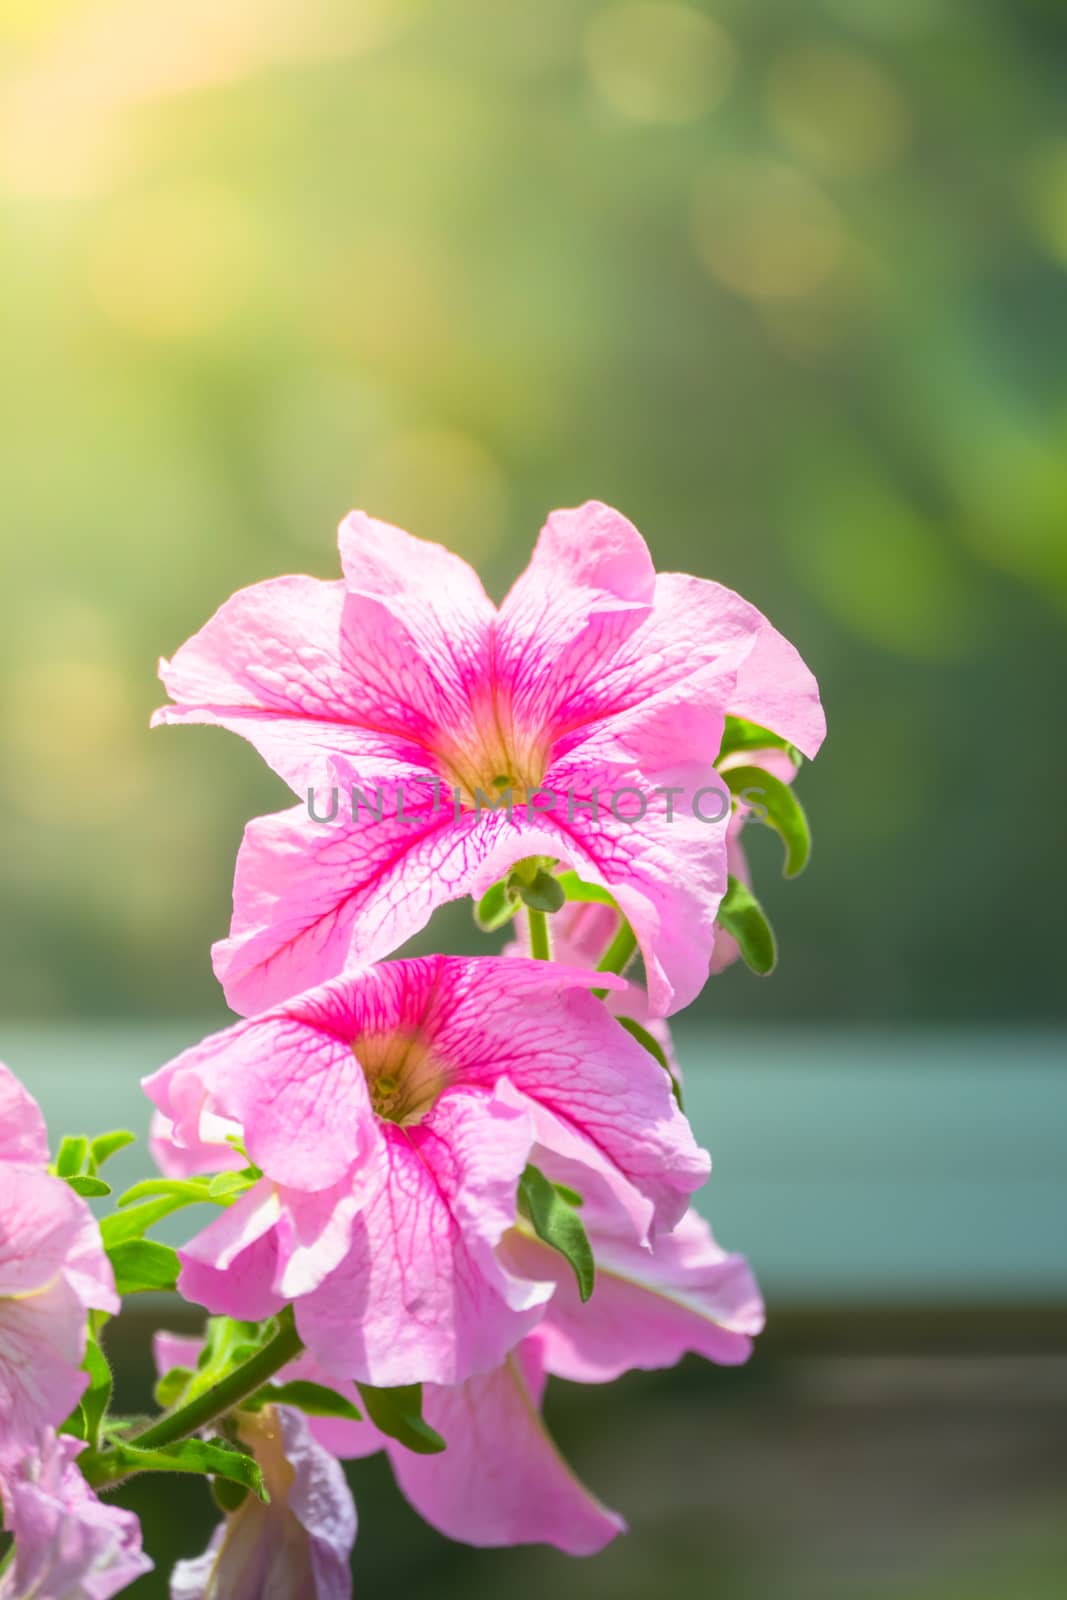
[2,0,1066,1595]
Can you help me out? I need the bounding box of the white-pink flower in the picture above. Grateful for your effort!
[144,956,709,1388]
[0,1064,118,1464]
[167,1405,355,1600]
[0,1430,151,1600]
[154,502,824,1016]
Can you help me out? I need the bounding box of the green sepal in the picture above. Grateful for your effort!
[87,1437,267,1502]
[247,1381,362,1422]
[616,1015,683,1109]
[722,764,812,878]
[355,1383,446,1455]
[90,1131,136,1168]
[717,876,778,976]
[719,715,802,766]
[517,1163,595,1302]
[107,1239,180,1294]
[555,871,618,908]
[66,1175,111,1198]
[508,867,565,914]
[474,880,521,931]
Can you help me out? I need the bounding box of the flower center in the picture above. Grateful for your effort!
[433,700,547,810]
[353,1031,446,1127]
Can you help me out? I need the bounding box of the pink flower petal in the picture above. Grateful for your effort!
[442,959,708,1229]
[0,1430,151,1598]
[390,1336,625,1555]
[154,575,433,794]
[0,1281,89,1457]
[512,1209,764,1383]
[171,1405,355,1600]
[0,1062,48,1167]
[297,1087,549,1387]
[492,501,655,743]
[178,1183,286,1321]
[337,510,496,753]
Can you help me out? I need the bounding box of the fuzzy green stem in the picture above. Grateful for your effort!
[527,906,551,961]
[83,1308,304,1487]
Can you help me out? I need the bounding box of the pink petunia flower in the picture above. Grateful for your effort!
[302,1194,761,1554]
[143,956,710,1388]
[0,1064,119,1462]
[154,502,824,1017]
[0,1429,151,1599]
[166,1402,355,1600]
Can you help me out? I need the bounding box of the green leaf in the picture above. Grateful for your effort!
[616,1015,683,1108]
[508,866,565,914]
[90,1130,136,1167]
[206,1170,258,1202]
[718,715,801,764]
[55,1135,88,1178]
[108,1239,180,1294]
[517,1163,595,1302]
[355,1383,446,1455]
[117,1178,214,1207]
[66,1175,112,1198]
[91,1437,267,1502]
[249,1381,362,1422]
[153,1367,194,1409]
[555,871,618,908]
[100,1193,200,1248]
[474,879,521,931]
[81,1334,113,1451]
[717,876,778,976]
[722,765,812,878]
[212,1476,250,1514]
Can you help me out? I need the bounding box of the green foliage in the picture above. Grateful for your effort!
[723,765,812,878]
[717,877,778,976]
[90,1131,137,1167]
[55,1136,89,1177]
[52,1129,137,1200]
[66,1175,112,1198]
[107,1239,180,1295]
[248,1380,362,1422]
[154,1367,195,1409]
[719,717,801,766]
[518,1163,595,1302]
[556,871,618,908]
[63,1328,113,1449]
[355,1383,446,1455]
[474,879,521,930]
[92,1437,267,1502]
[182,1319,267,1406]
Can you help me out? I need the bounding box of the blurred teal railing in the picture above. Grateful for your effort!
[4,1024,1065,1307]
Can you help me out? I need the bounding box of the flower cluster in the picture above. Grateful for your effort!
[0,502,822,1595]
